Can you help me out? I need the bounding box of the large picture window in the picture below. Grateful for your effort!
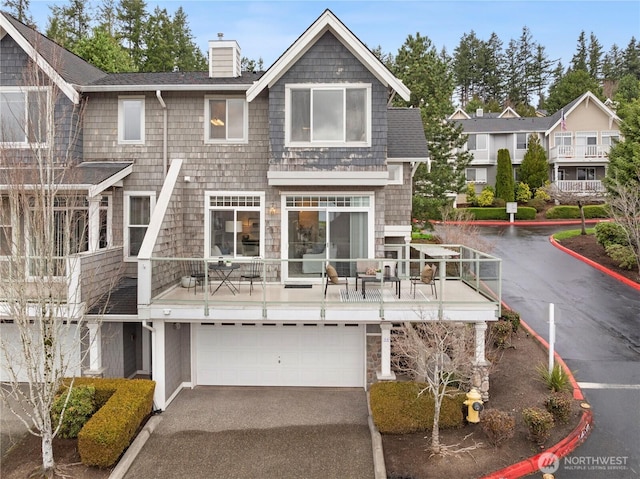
[0,87,48,146]
[286,84,370,146]
[205,97,247,143]
[206,193,263,257]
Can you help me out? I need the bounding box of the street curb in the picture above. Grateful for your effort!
[108,415,162,479]
[429,219,607,227]
[550,236,640,292]
[479,309,594,479]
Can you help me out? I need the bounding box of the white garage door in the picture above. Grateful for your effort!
[195,323,364,387]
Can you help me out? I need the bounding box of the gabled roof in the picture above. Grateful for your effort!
[497,106,519,118]
[545,91,620,135]
[0,11,106,103]
[246,9,410,102]
[387,108,428,160]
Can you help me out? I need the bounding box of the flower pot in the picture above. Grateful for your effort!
[181,276,196,288]
[375,272,382,280]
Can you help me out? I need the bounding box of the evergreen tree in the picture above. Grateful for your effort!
[530,44,555,107]
[453,31,481,107]
[546,69,603,113]
[97,0,118,36]
[571,30,588,72]
[117,0,148,70]
[171,6,207,71]
[613,74,640,106]
[623,37,640,79]
[142,6,173,72]
[3,0,34,27]
[602,44,624,80]
[519,134,549,191]
[606,98,640,190]
[74,25,134,72]
[517,26,536,104]
[392,33,472,213]
[504,38,525,106]
[495,149,515,202]
[478,32,504,104]
[588,32,603,80]
[46,0,91,50]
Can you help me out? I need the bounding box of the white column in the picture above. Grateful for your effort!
[474,321,487,364]
[376,323,396,380]
[152,321,166,410]
[87,195,101,253]
[84,322,105,377]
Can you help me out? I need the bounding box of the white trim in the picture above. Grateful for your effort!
[246,10,410,102]
[88,164,133,197]
[118,96,145,145]
[388,164,403,185]
[0,13,80,104]
[267,171,388,186]
[545,91,621,136]
[79,84,250,93]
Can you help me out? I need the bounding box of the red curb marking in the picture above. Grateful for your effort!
[550,236,640,292]
[478,303,594,479]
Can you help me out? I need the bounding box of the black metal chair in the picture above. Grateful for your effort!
[239,257,262,295]
[189,260,207,294]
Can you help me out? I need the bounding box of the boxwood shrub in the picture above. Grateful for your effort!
[66,377,155,468]
[545,205,609,219]
[370,381,465,434]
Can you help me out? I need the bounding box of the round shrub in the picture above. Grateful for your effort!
[480,409,516,446]
[545,205,580,219]
[500,308,520,332]
[477,187,495,207]
[516,182,532,202]
[527,198,546,212]
[595,222,628,247]
[605,244,637,269]
[51,385,97,439]
[582,205,609,219]
[522,407,555,445]
[466,183,477,206]
[491,320,513,348]
[545,392,573,424]
[534,188,551,201]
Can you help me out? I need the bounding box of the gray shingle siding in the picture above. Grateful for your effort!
[268,32,387,171]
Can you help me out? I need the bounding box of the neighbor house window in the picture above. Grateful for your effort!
[205,97,248,143]
[465,167,487,183]
[0,199,11,256]
[0,87,48,147]
[118,97,145,144]
[577,167,596,181]
[516,133,529,150]
[124,193,155,259]
[286,84,370,146]
[206,193,263,257]
[467,134,487,151]
[601,131,619,146]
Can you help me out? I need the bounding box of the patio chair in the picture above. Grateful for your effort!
[189,260,207,294]
[410,263,437,299]
[239,257,262,295]
[324,263,349,297]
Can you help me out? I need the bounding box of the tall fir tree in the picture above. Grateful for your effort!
[117,0,148,71]
[3,0,34,26]
[519,134,549,191]
[571,30,588,72]
[623,37,640,79]
[546,69,603,113]
[588,32,603,80]
[142,6,174,72]
[46,0,91,50]
[495,149,515,202]
[171,6,207,72]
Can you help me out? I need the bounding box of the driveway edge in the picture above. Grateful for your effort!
[367,391,387,479]
[108,415,162,479]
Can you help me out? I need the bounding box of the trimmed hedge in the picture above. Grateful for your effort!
[461,207,536,221]
[545,205,609,219]
[370,381,465,434]
[66,377,155,468]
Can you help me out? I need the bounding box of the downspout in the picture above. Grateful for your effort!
[156,90,167,176]
[142,320,155,332]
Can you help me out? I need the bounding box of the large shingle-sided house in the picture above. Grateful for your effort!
[451,92,621,195]
[1,10,501,409]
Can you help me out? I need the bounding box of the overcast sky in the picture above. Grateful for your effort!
[29,0,640,69]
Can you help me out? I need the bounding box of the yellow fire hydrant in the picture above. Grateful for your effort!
[464,388,484,423]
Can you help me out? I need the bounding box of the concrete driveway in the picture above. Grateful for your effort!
[122,387,375,479]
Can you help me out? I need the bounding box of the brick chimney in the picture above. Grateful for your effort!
[208,33,241,78]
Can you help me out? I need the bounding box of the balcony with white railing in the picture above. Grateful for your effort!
[549,144,611,162]
[552,180,606,194]
[136,245,502,324]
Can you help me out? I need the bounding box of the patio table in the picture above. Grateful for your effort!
[209,263,240,295]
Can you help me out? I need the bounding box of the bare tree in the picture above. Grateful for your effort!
[391,320,475,454]
[606,170,640,277]
[434,206,495,253]
[0,43,112,476]
[544,184,605,235]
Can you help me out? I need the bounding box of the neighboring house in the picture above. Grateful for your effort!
[452,92,621,195]
[1,10,501,409]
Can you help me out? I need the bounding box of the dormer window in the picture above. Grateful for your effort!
[285,83,370,147]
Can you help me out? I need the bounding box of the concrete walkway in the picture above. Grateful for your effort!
[122,387,374,479]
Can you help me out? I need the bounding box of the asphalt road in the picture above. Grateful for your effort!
[480,225,640,479]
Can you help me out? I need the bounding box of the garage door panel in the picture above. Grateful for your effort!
[196,324,363,387]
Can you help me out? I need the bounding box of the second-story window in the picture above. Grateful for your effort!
[0,87,48,147]
[286,84,370,146]
[124,192,155,259]
[516,133,529,150]
[0,199,11,256]
[467,134,487,151]
[118,97,145,144]
[205,97,248,143]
